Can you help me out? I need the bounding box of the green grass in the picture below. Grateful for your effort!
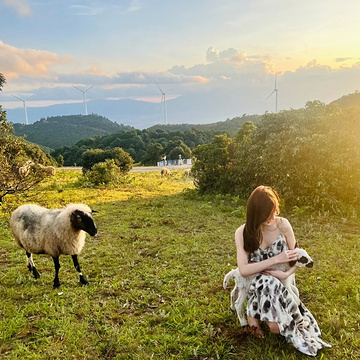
[0,169,359,359]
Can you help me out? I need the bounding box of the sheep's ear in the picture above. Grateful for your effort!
[91,209,98,213]
[70,210,85,225]
[73,209,85,217]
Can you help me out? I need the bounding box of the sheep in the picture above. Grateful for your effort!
[37,164,56,176]
[10,203,97,288]
[18,160,35,178]
[184,169,191,177]
[161,167,172,176]
[223,248,313,326]
[44,166,56,176]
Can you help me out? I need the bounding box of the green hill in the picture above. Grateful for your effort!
[13,114,134,150]
[147,114,261,135]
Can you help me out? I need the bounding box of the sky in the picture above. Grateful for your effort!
[1,0,360,123]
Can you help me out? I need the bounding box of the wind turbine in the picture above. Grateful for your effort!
[155,81,168,125]
[72,85,95,115]
[11,94,34,125]
[266,73,279,113]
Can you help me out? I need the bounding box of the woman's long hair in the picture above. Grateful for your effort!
[243,185,280,253]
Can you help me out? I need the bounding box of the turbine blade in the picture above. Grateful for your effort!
[85,85,95,92]
[266,90,276,100]
[154,81,164,95]
[11,94,24,102]
[72,85,84,93]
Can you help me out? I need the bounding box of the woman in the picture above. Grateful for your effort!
[235,185,331,356]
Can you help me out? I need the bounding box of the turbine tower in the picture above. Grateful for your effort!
[266,73,279,113]
[155,81,168,125]
[72,85,95,115]
[11,94,34,125]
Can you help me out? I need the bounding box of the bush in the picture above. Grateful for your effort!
[86,159,123,185]
[82,147,133,173]
[192,103,360,213]
[192,134,235,194]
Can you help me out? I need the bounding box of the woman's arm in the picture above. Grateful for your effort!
[235,225,298,278]
[262,265,297,280]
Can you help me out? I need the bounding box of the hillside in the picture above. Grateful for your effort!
[147,114,261,135]
[13,114,134,150]
[330,91,360,108]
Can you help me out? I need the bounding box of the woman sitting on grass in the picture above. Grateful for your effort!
[235,185,331,356]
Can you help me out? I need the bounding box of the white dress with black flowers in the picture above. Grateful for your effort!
[247,234,331,357]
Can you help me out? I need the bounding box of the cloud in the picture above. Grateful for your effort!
[1,0,32,16]
[3,45,360,117]
[69,1,142,16]
[69,4,104,16]
[206,46,246,63]
[334,57,352,63]
[0,41,72,79]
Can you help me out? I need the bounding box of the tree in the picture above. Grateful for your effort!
[0,74,52,204]
[0,72,5,89]
[141,143,164,165]
[191,134,234,194]
[164,140,192,161]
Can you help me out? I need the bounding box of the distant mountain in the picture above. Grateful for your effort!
[6,98,161,130]
[330,91,360,108]
[5,91,256,129]
[13,114,134,150]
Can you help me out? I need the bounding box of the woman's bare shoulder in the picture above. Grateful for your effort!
[235,224,245,243]
[276,217,292,232]
[235,224,245,234]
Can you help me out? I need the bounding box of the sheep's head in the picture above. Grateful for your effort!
[70,209,97,236]
[289,248,313,268]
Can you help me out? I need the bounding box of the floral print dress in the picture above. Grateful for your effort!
[247,234,331,357]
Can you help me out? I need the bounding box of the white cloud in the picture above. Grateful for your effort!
[1,0,32,16]
[2,45,360,116]
[0,41,73,79]
[69,4,104,16]
[206,46,246,63]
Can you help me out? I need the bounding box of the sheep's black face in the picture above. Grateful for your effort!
[71,210,98,236]
[298,253,313,268]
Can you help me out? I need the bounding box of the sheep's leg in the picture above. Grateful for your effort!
[230,286,239,310]
[26,252,40,279]
[52,256,61,288]
[71,255,89,285]
[234,291,248,326]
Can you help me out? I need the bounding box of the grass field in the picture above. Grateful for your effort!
[0,169,359,359]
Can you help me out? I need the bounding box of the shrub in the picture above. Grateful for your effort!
[192,103,360,213]
[82,147,133,173]
[192,134,235,194]
[86,159,123,185]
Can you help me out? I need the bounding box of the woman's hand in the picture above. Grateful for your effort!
[275,249,298,264]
